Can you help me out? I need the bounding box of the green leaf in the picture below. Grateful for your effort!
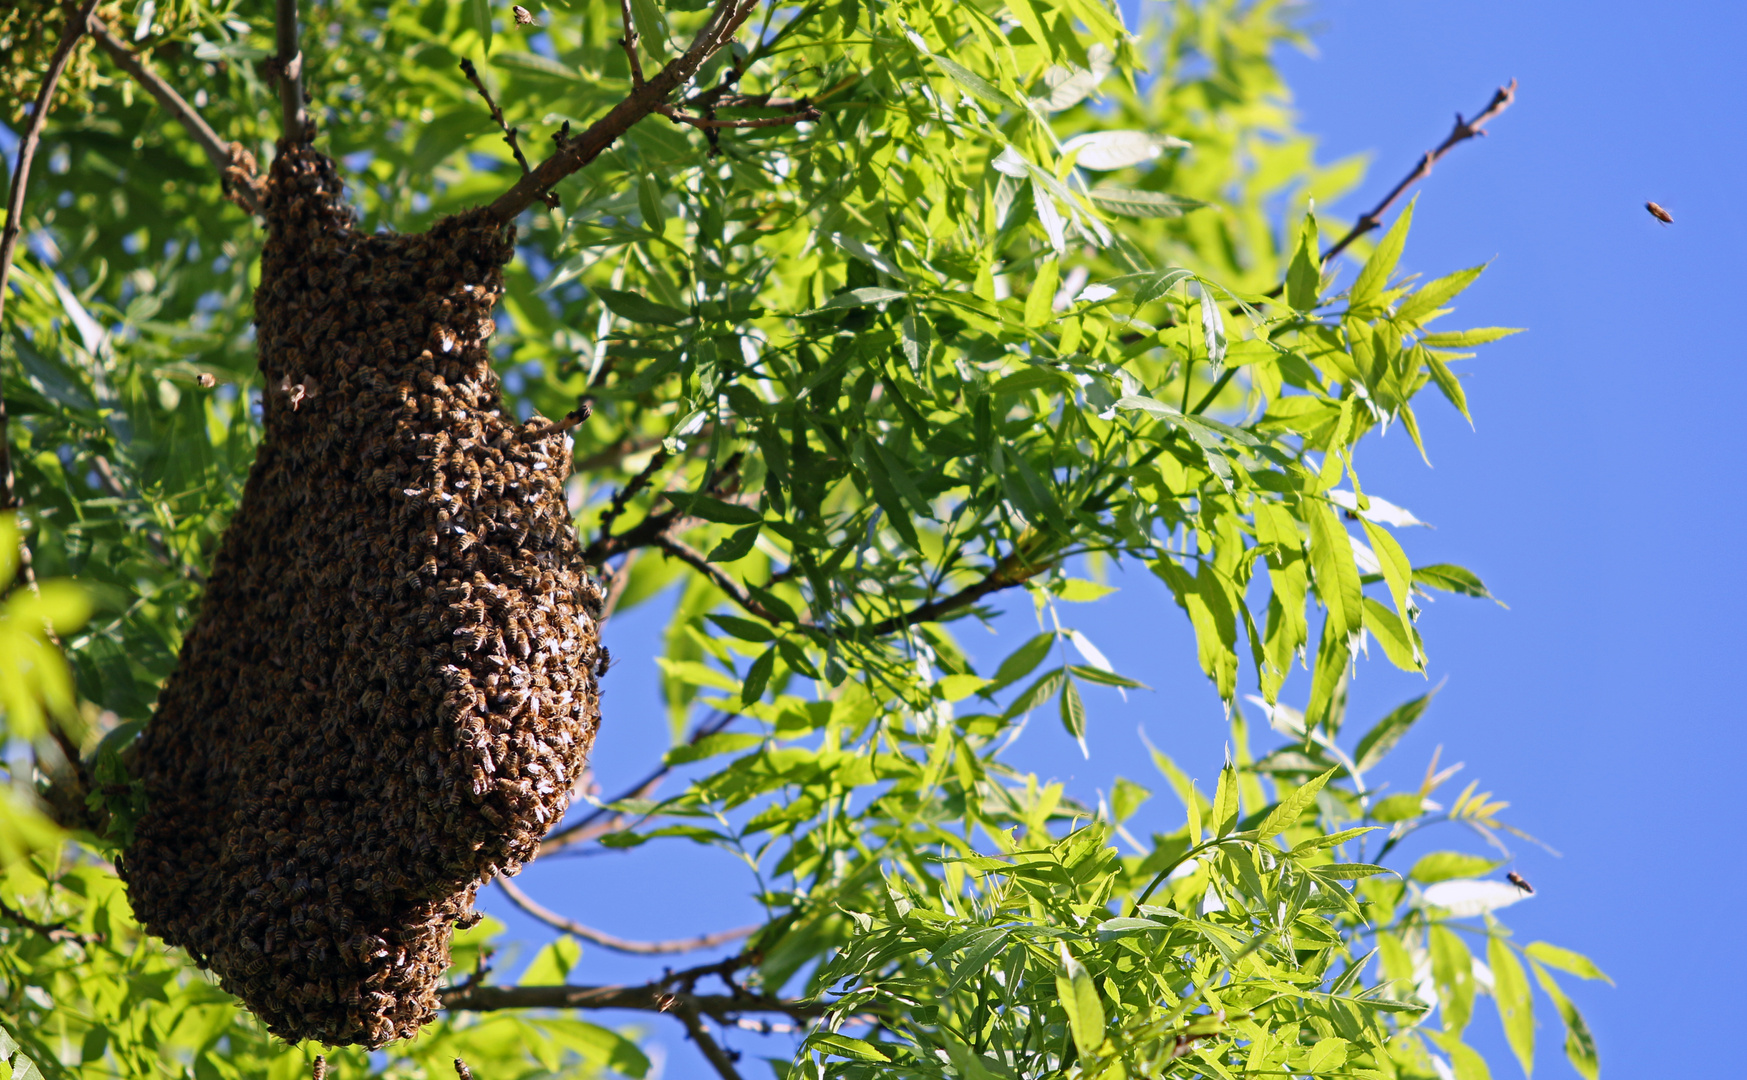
[1362,596,1421,672]
[1111,777,1150,823]
[1424,347,1473,424]
[1360,518,1414,636]
[1059,676,1087,750]
[1287,206,1322,311]
[1409,851,1504,883]
[1055,944,1105,1059]
[1530,962,1601,1080]
[1067,664,1147,690]
[1211,762,1239,836]
[900,305,932,373]
[820,286,907,310]
[1089,187,1208,218]
[1004,666,1066,719]
[1396,263,1485,325]
[671,494,763,525]
[664,732,763,765]
[1369,792,1426,822]
[467,0,493,53]
[1524,942,1612,984]
[810,1034,890,1063]
[1420,327,1524,347]
[627,0,670,59]
[544,1019,651,1077]
[1303,1036,1348,1073]
[1489,937,1536,1075]
[1307,500,1363,637]
[931,55,1021,111]
[1350,198,1414,316]
[708,525,761,563]
[1353,689,1436,772]
[520,936,581,985]
[705,614,774,642]
[1255,766,1337,844]
[595,287,688,325]
[741,645,778,705]
[1025,259,1060,327]
[988,632,1057,692]
[1413,563,1500,603]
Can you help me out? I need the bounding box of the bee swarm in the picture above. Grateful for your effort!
[120,146,604,1048]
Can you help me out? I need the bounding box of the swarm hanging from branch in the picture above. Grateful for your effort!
[119,145,606,1048]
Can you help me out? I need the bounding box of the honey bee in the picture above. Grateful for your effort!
[1644,200,1673,225]
[1506,870,1534,894]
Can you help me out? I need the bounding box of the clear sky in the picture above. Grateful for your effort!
[482,3,1747,1078]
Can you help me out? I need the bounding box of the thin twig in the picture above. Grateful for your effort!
[1,0,103,511]
[591,449,671,549]
[653,533,799,626]
[859,549,1053,636]
[459,58,542,189]
[618,0,646,86]
[88,19,264,212]
[496,875,756,955]
[1319,78,1518,266]
[275,0,310,142]
[539,709,736,855]
[488,0,762,221]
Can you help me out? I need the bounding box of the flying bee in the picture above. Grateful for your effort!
[512,5,535,25]
[1506,870,1534,894]
[1645,200,1673,225]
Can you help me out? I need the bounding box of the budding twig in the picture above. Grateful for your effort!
[459,58,542,189]
[1319,78,1518,266]
[618,0,646,87]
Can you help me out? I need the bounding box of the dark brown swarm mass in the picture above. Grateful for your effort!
[121,146,605,1048]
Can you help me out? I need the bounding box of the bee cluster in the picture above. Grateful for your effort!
[120,146,605,1048]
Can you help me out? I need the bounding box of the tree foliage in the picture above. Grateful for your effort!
[0,1,1603,1079]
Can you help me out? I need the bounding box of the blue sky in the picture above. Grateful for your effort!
[482,3,1747,1078]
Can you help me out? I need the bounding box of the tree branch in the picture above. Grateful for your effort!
[88,19,264,213]
[496,875,756,955]
[275,0,310,142]
[487,0,762,221]
[656,101,819,131]
[675,1000,745,1080]
[859,548,1054,636]
[1,0,103,511]
[1319,78,1518,266]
